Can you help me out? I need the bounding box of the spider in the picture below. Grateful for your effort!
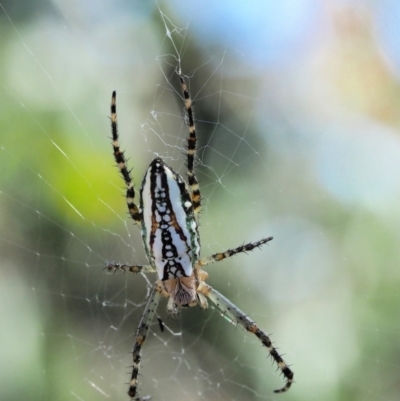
[106,72,294,400]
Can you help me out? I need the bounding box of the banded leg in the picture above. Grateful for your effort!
[179,76,201,218]
[105,263,156,274]
[203,285,293,393]
[128,285,162,400]
[111,91,143,225]
[197,237,273,268]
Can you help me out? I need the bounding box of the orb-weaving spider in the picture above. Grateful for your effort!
[106,73,294,399]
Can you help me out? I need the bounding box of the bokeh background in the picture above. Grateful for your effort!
[1,1,400,401]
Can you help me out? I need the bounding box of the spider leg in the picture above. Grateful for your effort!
[202,284,293,393]
[179,75,201,219]
[128,284,162,400]
[105,262,156,274]
[197,237,273,268]
[111,91,143,226]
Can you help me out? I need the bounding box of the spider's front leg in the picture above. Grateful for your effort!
[128,284,162,400]
[201,284,294,393]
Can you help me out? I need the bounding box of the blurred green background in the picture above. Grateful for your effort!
[1,1,400,401]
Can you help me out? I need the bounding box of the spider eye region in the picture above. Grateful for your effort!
[141,158,200,281]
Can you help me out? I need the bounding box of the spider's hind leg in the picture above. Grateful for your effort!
[179,75,201,219]
[110,91,143,226]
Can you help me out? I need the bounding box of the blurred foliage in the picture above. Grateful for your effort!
[1,2,400,401]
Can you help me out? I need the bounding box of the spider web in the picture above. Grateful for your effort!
[1,1,400,401]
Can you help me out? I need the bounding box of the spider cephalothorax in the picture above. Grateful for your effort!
[106,73,294,400]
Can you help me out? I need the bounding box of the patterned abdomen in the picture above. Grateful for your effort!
[140,158,200,281]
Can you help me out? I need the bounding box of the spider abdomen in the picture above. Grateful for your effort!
[140,158,200,281]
